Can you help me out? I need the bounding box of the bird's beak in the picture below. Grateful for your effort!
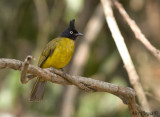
[75,32,83,36]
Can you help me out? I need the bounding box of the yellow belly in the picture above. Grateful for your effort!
[42,38,75,69]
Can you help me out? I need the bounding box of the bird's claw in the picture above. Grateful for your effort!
[49,67,55,73]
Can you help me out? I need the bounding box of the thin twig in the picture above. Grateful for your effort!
[113,1,160,61]
[100,0,151,116]
[20,55,33,84]
[0,58,146,116]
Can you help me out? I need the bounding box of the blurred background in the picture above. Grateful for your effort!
[0,0,160,117]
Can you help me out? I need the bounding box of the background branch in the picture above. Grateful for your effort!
[113,1,160,61]
[100,0,151,114]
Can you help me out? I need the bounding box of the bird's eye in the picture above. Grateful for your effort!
[70,31,73,34]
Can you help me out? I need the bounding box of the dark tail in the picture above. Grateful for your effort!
[30,78,46,101]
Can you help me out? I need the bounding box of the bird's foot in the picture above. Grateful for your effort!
[49,67,55,73]
[49,67,67,78]
[61,68,67,78]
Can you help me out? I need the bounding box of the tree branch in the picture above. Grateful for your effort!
[20,55,33,84]
[113,1,160,61]
[0,58,146,117]
[100,0,151,116]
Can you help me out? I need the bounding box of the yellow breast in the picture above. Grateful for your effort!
[42,38,75,69]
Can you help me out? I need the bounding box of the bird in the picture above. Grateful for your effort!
[30,19,83,101]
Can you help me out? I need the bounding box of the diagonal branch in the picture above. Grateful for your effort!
[100,0,151,116]
[113,1,160,61]
[0,58,146,117]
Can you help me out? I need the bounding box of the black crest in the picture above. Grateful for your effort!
[68,19,75,30]
[61,19,83,40]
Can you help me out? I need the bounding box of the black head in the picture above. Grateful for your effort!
[61,19,83,40]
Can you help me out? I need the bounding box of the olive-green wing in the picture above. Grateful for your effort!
[38,38,62,67]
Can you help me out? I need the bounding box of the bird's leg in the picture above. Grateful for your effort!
[49,67,66,76]
[49,67,67,80]
[61,68,67,77]
[49,67,55,73]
